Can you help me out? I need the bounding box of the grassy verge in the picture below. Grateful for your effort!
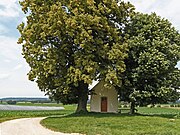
[0,105,76,123]
[41,107,180,135]
[138,107,180,116]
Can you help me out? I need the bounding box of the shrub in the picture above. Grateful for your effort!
[156,104,161,107]
[123,105,127,108]
[118,104,123,108]
[170,104,174,107]
[7,100,17,105]
[118,103,122,108]
[174,104,180,107]
[174,104,178,107]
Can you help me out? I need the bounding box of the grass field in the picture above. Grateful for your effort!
[41,107,180,135]
[1,103,180,135]
[138,107,180,116]
[0,104,76,123]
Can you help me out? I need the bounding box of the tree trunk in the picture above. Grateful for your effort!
[130,101,135,114]
[76,81,88,113]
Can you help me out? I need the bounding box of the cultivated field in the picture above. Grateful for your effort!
[0,104,76,123]
[0,104,64,111]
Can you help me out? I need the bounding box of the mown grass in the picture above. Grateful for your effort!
[138,107,180,116]
[42,107,180,135]
[0,104,76,123]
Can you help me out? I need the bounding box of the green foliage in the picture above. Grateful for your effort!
[119,13,180,106]
[156,104,161,107]
[174,104,180,107]
[17,0,134,107]
[123,104,128,108]
[7,101,17,105]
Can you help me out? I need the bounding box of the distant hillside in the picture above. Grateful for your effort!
[0,97,50,102]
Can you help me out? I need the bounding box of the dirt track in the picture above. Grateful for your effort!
[0,117,81,135]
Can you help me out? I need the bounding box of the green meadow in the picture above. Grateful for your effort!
[41,107,180,135]
[1,103,180,135]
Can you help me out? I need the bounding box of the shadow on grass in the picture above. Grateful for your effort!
[48,111,180,120]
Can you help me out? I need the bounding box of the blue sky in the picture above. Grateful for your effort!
[0,0,180,97]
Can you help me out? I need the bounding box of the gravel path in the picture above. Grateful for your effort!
[0,117,81,135]
[0,105,64,110]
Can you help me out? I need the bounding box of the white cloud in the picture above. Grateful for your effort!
[0,24,8,34]
[4,59,11,63]
[0,0,20,18]
[0,1,45,97]
[13,64,23,71]
[125,0,180,31]
[22,17,27,25]
[124,0,157,13]
[0,73,11,80]
[176,62,180,69]
[0,36,21,60]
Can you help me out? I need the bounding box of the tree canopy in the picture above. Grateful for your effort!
[120,12,180,113]
[18,0,180,114]
[18,0,134,112]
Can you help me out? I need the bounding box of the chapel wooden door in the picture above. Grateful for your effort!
[101,97,107,112]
